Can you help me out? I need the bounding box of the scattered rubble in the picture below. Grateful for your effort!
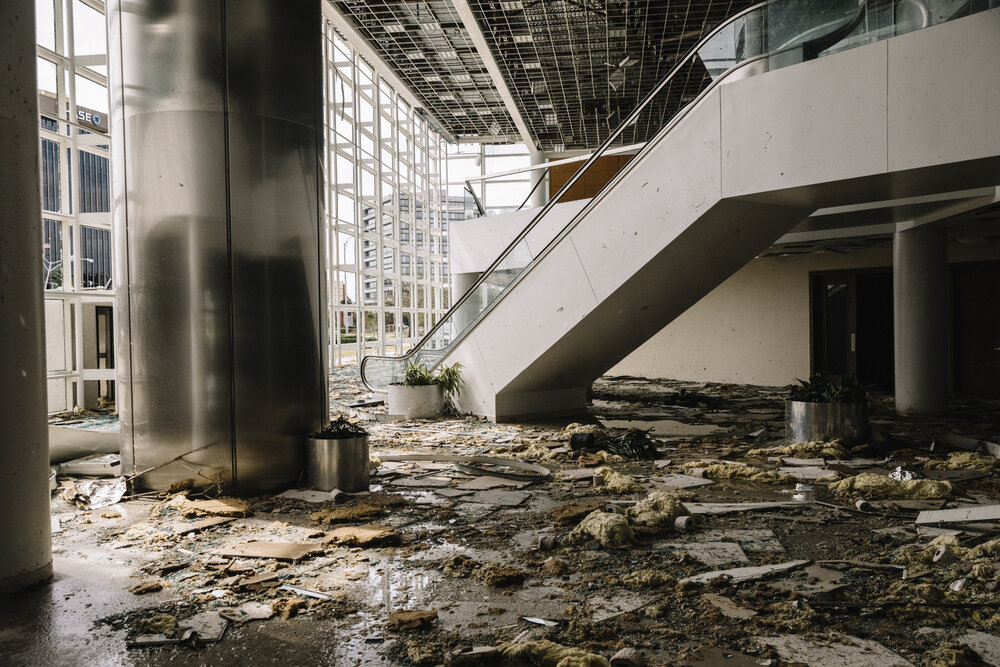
[35,373,1000,665]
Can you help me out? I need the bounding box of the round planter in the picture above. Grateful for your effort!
[785,399,867,445]
[388,384,445,419]
[306,435,369,493]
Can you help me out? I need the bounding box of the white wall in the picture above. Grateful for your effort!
[611,239,1000,385]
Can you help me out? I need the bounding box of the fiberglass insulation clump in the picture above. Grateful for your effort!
[568,510,635,548]
[829,473,952,499]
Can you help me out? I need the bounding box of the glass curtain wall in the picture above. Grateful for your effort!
[322,16,452,368]
[447,143,534,220]
[36,0,114,412]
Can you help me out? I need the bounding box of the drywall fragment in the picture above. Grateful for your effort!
[702,593,757,619]
[610,647,646,667]
[218,602,274,623]
[916,505,1000,526]
[680,560,809,584]
[469,489,531,506]
[217,542,324,561]
[830,473,952,500]
[959,631,1000,666]
[499,639,611,667]
[388,609,438,631]
[323,524,399,547]
[683,501,800,515]
[455,475,528,490]
[758,632,915,666]
[178,611,227,642]
[662,541,748,566]
[778,466,839,480]
[129,580,163,595]
[651,473,713,489]
[177,497,251,518]
[278,584,332,600]
[568,511,635,549]
[551,499,605,526]
[523,617,560,627]
[174,516,236,536]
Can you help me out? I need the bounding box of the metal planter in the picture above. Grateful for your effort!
[388,384,445,419]
[785,400,867,445]
[306,435,369,493]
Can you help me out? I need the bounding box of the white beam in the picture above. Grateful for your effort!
[452,0,540,158]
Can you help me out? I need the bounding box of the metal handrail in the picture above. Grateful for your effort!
[360,0,862,392]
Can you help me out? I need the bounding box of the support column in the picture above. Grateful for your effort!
[894,226,949,414]
[0,0,54,592]
[109,0,327,493]
[529,151,548,209]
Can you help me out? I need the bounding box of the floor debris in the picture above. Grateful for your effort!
[759,632,915,666]
[20,373,1000,666]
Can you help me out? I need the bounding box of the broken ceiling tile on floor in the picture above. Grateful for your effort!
[777,466,839,480]
[702,593,757,619]
[682,501,801,515]
[216,542,324,561]
[758,632,915,667]
[693,529,786,554]
[650,473,714,489]
[455,475,528,490]
[467,489,530,507]
[681,560,810,584]
[659,541,748,566]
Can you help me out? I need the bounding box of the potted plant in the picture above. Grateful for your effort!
[388,361,463,419]
[306,416,370,493]
[785,375,869,445]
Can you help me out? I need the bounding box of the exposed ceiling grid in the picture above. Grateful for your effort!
[330,1,757,151]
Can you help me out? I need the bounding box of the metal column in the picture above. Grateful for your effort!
[0,0,54,592]
[108,0,327,493]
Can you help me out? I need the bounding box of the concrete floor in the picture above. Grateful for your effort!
[4,376,1000,666]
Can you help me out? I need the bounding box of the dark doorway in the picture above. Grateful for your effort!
[953,260,1000,398]
[95,305,115,400]
[811,269,894,390]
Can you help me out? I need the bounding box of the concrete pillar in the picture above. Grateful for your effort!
[893,226,949,414]
[0,0,54,593]
[529,151,548,209]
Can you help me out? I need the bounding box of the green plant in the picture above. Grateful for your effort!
[788,375,869,403]
[402,361,463,400]
[311,415,368,439]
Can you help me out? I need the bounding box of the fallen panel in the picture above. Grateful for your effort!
[652,474,714,489]
[456,476,528,490]
[468,489,531,506]
[217,542,324,561]
[702,593,757,619]
[660,541,748,566]
[694,529,785,554]
[778,466,839,480]
[758,632,915,667]
[960,631,1000,666]
[681,560,809,584]
[915,505,1000,526]
[683,502,801,515]
[178,611,228,642]
[174,516,236,536]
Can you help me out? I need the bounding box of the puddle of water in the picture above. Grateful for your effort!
[599,418,726,436]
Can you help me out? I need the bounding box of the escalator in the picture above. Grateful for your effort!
[362,0,1000,421]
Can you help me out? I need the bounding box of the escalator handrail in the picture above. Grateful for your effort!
[360,0,859,391]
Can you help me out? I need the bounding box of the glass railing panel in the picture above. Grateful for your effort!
[361,0,999,394]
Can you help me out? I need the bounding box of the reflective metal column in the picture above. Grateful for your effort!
[0,0,53,592]
[108,0,327,493]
